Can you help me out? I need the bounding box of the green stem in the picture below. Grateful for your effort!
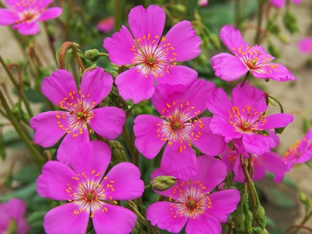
[291,209,312,234]
[114,0,123,31]
[286,224,312,234]
[122,125,139,167]
[254,0,264,44]
[0,56,33,117]
[0,90,44,168]
[235,0,242,29]
[267,94,284,113]
[242,72,250,86]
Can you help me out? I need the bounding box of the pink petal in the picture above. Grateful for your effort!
[269,0,285,8]
[191,117,226,156]
[146,201,188,233]
[134,115,165,159]
[207,88,233,119]
[210,117,242,142]
[252,63,297,81]
[0,204,9,231]
[80,67,113,106]
[191,156,227,192]
[101,162,144,200]
[7,198,26,220]
[88,107,125,139]
[251,159,266,181]
[261,113,294,130]
[157,65,197,87]
[0,9,18,25]
[219,25,249,54]
[231,82,267,114]
[57,128,89,164]
[261,152,287,183]
[152,83,187,117]
[103,26,136,65]
[161,20,201,62]
[185,213,221,234]
[206,189,240,222]
[36,161,78,200]
[40,0,54,9]
[211,53,248,81]
[16,218,29,234]
[92,203,136,234]
[70,141,111,179]
[242,134,275,155]
[44,203,89,234]
[115,67,155,103]
[128,5,165,44]
[30,111,68,148]
[41,69,78,107]
[161,142,198,180]
[12,21,40,35]
[38,7,62,21]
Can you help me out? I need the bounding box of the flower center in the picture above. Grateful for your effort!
[169,180,212,219]
[228,105,266,134]
[131,34,178,78]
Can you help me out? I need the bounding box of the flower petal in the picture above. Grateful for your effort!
[12,21,40,35]
[161,20,201,62]
[88,107,125,139]
[38,7,62,21]
[210,117,242,142]
[186,213,221,234]
[219,25,249,54]
[206,189,240,222]
[0,9,18,25]
[36,161,78,200]
[41,69,78,107]
[43,203,89,234]
[146,201,188,233]
[211,53,248,81]
[101,162,144,200]
[243,134,275,155]
[128,5,165,44]
[191,117,226,156]
[57,128,89,164]
[134,115,166,159]
[92,203,136,234]
[103,25,136,65]
[207,87,233,119]
[71,141,111,179]
[191,156,227,192]
[30,111,68,147]
[115,67,155,104]
[252,63,297,81]
[80,67,113,106]
[261,113,294,130]
[231,82,267,114]
[161,142,198,180]
[157,65,197,87]
[7,198,26,220]
[261,152,287,183]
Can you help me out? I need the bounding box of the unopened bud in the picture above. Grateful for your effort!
[84,49,101,61]
[252,227,269,234]
[8,219,17,234]
[283,11,299,34]
[172,4,186,14]
[255,205,266,229]
[209,34,221,49]
[268,42,281,59]
[151,176,177,191]
[109,141,127,165]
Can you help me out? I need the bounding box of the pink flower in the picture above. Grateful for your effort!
[269,0,301,8]
[0,198,30,234]
[103,5,201,103]
[283,129,312,170]
[134,79,226,179]
[222,132,287,183]
[36,141,144,234]
[146,156,240,234]
[207,82,294,155]
[97,16,114,33]
[198,0,208,7]
[211,25,297,82]
[0,0,62,35]
[30,68,125,164]
[298,37,312,54]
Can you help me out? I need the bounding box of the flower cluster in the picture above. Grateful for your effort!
[5,3,302,233]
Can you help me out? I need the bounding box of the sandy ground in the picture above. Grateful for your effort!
[0,0,312,232]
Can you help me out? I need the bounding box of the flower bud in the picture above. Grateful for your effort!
[209,34,221,50]
[283,11,299,34]
[109,141,127,165]
[151,176,177,191]
[8,219,18,234]
[172,4,186,14]
[84,49,101,61]
[255,205,266,229]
